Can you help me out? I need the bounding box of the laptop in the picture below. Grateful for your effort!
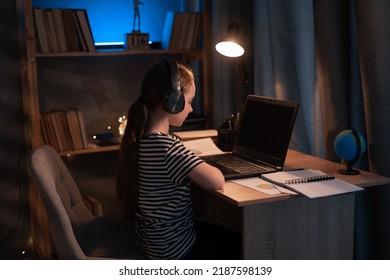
[201,95,299,180]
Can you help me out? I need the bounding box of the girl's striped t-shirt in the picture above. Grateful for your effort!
[135,132,203,259]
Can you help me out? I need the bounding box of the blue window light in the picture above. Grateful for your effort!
[32,0,185,47]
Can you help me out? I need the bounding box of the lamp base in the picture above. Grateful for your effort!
[339,168,360,175]
[338,163,360,175]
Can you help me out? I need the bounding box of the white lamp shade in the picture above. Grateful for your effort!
[215,22,245,57]
[215,41,245,57]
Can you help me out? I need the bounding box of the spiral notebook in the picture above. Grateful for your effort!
[261,169,363,199]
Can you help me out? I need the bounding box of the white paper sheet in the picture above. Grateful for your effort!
[230,177,297,195]
[183,137,224,156]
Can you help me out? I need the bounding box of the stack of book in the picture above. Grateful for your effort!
[162,12,203,50]
[40,108,89,153]
[33,7,95,53]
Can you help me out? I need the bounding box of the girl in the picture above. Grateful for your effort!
[117,59,240,259]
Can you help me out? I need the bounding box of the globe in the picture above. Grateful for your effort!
[334,129,366,175]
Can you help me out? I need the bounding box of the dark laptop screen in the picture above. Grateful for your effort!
[234,95,299,169]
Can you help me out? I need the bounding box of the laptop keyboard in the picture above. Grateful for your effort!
[204,154,272,173]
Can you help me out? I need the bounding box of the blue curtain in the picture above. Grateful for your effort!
[354,0,390,259]
[252,0,390,259]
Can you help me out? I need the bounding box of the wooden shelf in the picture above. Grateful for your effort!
[36,49,204,59]
[51,115,207,158]
[57,116,206,157]
[59,144,120,157]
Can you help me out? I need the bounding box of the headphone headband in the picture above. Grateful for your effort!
[165,59,180,92]
[162,59,184,114]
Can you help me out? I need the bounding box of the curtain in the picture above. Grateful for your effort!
[354,0,390,259]
[253,0,390,259]
[254,1,318,156]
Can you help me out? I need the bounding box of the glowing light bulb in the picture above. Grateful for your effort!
[118,115,127,137]
[215,41,244,57]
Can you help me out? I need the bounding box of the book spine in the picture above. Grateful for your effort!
[44,9,60,52]
[61,9,80,51]
[33,7,50,53]
[51,8,67,52]
[75,9,95,52]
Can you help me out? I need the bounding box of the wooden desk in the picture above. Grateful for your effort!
[192,150,390,259]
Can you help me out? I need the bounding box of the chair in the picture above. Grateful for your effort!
[28,145,144,259]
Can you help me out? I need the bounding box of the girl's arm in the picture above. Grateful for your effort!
[188,162,224,191]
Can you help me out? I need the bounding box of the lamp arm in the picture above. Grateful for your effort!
[237,58,249,105]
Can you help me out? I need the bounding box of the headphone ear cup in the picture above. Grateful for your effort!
[163,89,185,114]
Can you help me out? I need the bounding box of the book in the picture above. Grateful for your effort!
[33,7,50,53]
[261,169,364,199]
[161,12,176,50]
[39,113,50,146]
[182,137,223,156]
[177,13,190,49]
[165,12,203,50]
[51,8,67,52]
[61,9,80,51]
[44,9,60,52]
[65,108,85,150]
[74,9,96,52]
[57,110,74,151]
[76,109,89,149]
[72,10,87,51]
[41,112,59,151]
[48,111,64,152]
[173,129,218,141]
[191,13,203,49]
[183,13,202,50]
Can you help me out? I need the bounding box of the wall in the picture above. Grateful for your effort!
[0,1,33,259]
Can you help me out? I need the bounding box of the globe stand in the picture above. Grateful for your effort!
[339,160,360,175]
[338,128,362,175]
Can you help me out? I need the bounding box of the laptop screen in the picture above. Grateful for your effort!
[234,95,299,169]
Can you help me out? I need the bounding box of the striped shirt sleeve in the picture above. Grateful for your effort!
[165,137,203,186]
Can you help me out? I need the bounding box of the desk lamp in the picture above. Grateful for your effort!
[215,22,248,97]
[215,22,248,150]
[215,22,245,57]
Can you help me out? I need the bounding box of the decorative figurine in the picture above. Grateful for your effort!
[132,0,144,32]
[126,0,149,50]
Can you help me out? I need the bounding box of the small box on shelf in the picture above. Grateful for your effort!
[125,31,149,50]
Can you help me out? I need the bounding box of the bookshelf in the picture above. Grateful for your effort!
[36,49,204,58]
[17,0,212,258]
